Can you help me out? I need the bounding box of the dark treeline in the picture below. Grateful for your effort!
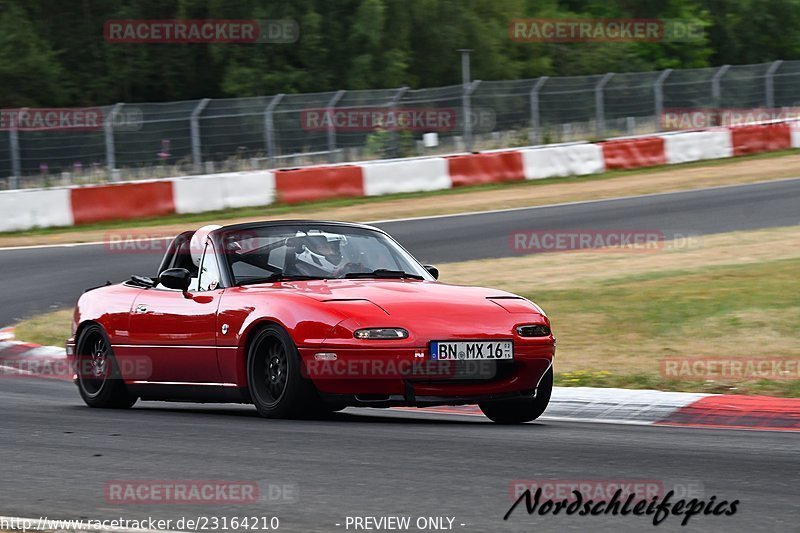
[2,0,800,107]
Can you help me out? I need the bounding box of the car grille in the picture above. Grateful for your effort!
[409,360,516,383]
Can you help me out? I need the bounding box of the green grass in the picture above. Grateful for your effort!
[13,309,72,347]
[3,147,798,238]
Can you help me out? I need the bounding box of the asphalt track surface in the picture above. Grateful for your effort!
[1,178,800,326]
[1,378,797,533]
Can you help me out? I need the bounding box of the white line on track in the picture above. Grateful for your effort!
[1,176,798,253]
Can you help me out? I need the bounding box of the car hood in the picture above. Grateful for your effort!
[268,279,543,317]
[236,279,547,343]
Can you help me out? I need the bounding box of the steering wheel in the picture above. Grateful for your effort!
[334,262,365,277]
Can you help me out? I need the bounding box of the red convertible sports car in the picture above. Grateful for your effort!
[67,221,555,423]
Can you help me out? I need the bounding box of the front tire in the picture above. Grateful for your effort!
[75,325,137,409]
[246,325,325,419]
[479,366,553,424]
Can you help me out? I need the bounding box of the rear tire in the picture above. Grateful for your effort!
[479,366,553,424]
[246,325,325,419]
[75,325,138,409]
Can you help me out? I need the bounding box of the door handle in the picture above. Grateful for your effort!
[135,304,148,313]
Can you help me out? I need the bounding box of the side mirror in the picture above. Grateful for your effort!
[424,265,439,280]
[159,268,191,292]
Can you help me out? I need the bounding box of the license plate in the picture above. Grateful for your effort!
[430,340,513,361]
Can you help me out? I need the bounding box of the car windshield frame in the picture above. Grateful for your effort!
[212,222,435,287]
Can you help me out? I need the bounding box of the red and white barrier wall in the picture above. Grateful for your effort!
[0,188,74,232]
[363,157,451,196]
[663,130,733,164]
[2,120,799,233]
[172,171,276,214]
[521,143,606,179]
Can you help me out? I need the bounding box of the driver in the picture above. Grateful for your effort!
[294,235,346,276]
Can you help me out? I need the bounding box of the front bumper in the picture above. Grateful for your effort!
[298,341,554,403]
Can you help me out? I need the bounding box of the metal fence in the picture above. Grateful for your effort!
[4,60,800,190]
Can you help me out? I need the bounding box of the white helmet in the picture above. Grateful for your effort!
[294,233,345,274]
[190,224,222,267]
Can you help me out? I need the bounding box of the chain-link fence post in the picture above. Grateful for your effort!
[457,49,474,152]
[326,90,346,163]
[9,123,20,189]
[711,65,730,111]
[191,98,210,173]
[388,86,409,157]
[654,69,672,132]
[464,80,480,151]
[264,94,284,165]
[595,73,614,137]
[765,60,783,109]
[528,76,549,144]
[105,103,124,180]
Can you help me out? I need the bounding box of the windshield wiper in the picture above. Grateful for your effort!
[343,269,425,280]
[236,273,329,286]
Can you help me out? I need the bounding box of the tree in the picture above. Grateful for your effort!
[0,0,793,107]
[0,1,65,107]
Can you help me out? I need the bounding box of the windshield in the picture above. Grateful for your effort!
[220,225,433,285]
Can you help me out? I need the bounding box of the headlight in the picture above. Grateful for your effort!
[354,328,409,340]
[516,324,551,337]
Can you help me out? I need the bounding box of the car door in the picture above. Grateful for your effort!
[126,241,223,384]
